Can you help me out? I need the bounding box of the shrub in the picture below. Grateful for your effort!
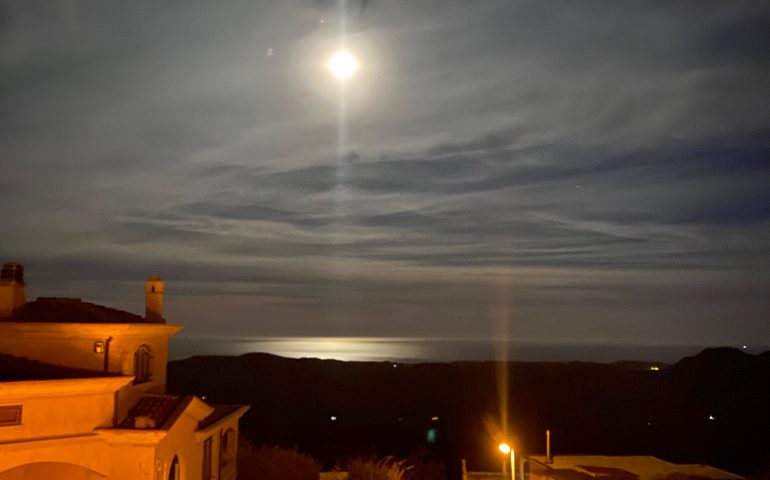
[652,475,719,480]
[237,442,321,480]
[405,449,446,480]
[346,456,411,480]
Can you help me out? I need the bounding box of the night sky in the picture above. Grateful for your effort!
[1,1,769,347]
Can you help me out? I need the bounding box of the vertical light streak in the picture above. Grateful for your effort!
[326,0,352,321]
[334,0,350,241]
[493,273,512,441]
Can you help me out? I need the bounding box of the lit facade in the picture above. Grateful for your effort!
[0,262,248,480]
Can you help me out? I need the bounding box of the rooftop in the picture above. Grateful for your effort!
[118,394,247,432]
[3,297,162,324]
[528,456,743,480]
[199,404,246,430]
[119,394,189,429]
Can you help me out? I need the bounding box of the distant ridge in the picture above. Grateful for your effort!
[167,346,770,476]
[667,346,769,375]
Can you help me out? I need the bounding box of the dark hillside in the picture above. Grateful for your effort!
[652,348,770,469]
[168,348,770,477]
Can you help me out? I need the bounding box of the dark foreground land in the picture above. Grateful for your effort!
[168,347,770,477]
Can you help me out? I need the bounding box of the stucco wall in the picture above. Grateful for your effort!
[0,436,111,477]
[107,444,155,479]
[0,461,107,480]
[0,333,105,372]
[0,378,129,443]
[156,411,209,480]
[154,408,243,480]
[0,323,181,406]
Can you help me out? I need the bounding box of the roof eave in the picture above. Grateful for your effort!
[0,376,134,398]
[0,322,183,337]
[195,405,250,439]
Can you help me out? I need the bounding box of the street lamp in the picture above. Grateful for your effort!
[498,443,515,480]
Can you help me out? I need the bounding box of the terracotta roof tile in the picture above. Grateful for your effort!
[119,394,185,429]
[5,297,162,324]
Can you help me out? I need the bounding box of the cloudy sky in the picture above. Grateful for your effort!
[1,0,769,347]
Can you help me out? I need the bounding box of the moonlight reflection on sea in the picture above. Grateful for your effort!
[224,336,427,362]
[169,335,722,364]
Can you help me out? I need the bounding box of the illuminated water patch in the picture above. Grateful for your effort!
[176,336,427,362]
[169,335,729,364]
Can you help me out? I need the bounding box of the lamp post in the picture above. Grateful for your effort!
[498,443,515,480]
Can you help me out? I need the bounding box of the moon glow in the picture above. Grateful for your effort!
[328,51,358,80]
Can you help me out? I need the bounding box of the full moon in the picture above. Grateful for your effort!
[328,51,358,80]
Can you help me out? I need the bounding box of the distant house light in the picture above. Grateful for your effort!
[330,415,337,422]
[649,366,660,371]
[93,341,105,354]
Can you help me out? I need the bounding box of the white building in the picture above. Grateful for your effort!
[0,262,248,480]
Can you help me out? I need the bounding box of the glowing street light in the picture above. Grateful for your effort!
[498,443,515,480]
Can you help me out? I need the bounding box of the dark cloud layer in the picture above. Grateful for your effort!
[1,0,769,347]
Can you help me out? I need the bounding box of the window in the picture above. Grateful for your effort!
[168,455,180,480]
[202,437,213,480]
[223,429,238,462]
[220,430,227,463]
[220,428,237,477]
[133,345,153,384]
[0,405,22,426]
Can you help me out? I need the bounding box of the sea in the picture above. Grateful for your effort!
[167,335,760,364]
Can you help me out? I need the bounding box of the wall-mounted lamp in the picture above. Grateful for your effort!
[94,341,105,354]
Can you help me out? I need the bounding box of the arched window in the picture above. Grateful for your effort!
[220,428,236,464]
[133,345,153,384]
[202,437,213,480]
[219,428,238,478]
[168,455,180,480]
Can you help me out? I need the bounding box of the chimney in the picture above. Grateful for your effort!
[0,262,27,317]
[145,274,164,322]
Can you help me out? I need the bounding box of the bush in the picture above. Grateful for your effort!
[346,457,411,480]
[238,442,321,480]
[404,449,446,480]
[652,475,719,480]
